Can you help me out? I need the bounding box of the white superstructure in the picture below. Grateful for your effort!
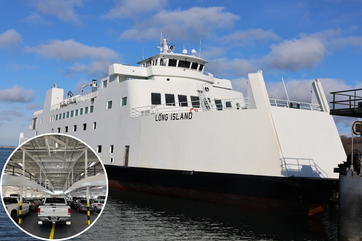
[27,38,346,179]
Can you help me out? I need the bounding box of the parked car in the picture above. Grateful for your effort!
[3,197,31,223]
[75,199,94,212]
[69,197,82,209]
[93,198,105,213]
[38,197,71,226]
[27,198,42,211]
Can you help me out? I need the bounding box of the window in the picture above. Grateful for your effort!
[191,62,198,70]
[191,96,200,108]
[71,110,74,117]
[168,59,177,67]
[103,80,107,88]
[83,123,87,130]
[110,145,114,153]
[85,107,88,114]
[75,109,78,116]
[160,58,167,66]
[93,122,96,129]
[65,126,68,133]
[225,101,232,108]
[165,94,175,106]
[80,108,83,115]
[62,113,65,119]
[97,145,102,153]
[110,158,114,163]
[73,125,77,132]
[107,101,112,109]
[178,60,190,68]
[151,93,161,105]
[56,114,58,121]
[199,64,204,72]
[57,127,60,133]
[178,95,188,107]
[215,99,223,111]
[121,97,127,106]
[59,114,62,120]
[90,106,94,113]
[154,59,158,66]
[67,112,69,118]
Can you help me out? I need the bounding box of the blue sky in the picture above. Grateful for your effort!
[1,0,362,145]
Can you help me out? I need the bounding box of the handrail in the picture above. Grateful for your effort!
[50,91,98,111]
[269,98,322,111]
[132,97,247,117]
[280,157,328,178]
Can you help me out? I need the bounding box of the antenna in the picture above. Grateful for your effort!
[281,77,290,103]
[142,48,144,60]
[199,39,201,58]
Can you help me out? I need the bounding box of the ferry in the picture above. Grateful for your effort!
[25,38,346,216]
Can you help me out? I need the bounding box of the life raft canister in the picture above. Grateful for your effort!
[190,108,198,112]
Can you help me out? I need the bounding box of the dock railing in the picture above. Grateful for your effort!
[330,88,362,117]
[281,157,328,178]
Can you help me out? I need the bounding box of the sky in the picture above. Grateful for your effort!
[1,0,362,145]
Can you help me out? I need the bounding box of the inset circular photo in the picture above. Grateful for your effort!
[1,133,108,240]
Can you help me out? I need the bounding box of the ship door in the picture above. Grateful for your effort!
[123,146,130,167]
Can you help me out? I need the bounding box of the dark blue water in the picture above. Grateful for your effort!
[1,148,338,240]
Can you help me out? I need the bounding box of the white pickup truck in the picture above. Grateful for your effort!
[3,197,31,223]
[38,197,71,226]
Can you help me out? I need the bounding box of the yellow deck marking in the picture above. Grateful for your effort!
[49,223,56,239]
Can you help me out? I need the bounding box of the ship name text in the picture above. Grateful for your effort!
[155,112,193,122]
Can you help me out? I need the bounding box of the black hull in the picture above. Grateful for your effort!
[105,165,338,216]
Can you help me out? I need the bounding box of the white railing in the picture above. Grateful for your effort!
[281,157,328,178]
[132,97,247,117]
[269,98,323,111]
[50,91,98,111]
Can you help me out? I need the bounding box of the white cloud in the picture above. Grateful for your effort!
[120,7,240,41]
[264,36,326,72]
[23,12,52,25]
[26,104,42,110]
[66,60,112,78]
[207,57,260,78]
[0,29,22,49]
[0,110,24,121]
[0,85,34,103]
[26,39,118,61]
[102,0,167,19]
[29,0,84,25]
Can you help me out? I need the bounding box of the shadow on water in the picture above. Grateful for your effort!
[77,188,338,241]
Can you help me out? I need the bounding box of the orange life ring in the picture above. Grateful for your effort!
[190,108,198,112]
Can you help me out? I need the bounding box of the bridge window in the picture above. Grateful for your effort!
[225,101,232,108]
[199,64,204,72]
[191,62,198,70]
[75,109,78,116]
[151,93,161,105]
[103,80,107,88]
[85,107,89,114]
[178,95,188,107]
[90,106,94,113]
[178,60,190,68]
[80,108,83,115]
[160,58,167,66]
[191,96,200,108]
[165,94,175,106]
[71,110,74,117]
[168,59,177,67]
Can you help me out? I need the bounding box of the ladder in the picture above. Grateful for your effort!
[197,85,212,111]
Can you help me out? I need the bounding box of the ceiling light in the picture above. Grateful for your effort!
[18,163,23,167]
[89,162,96,167]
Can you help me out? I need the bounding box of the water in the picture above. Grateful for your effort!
[0,148,338,240]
